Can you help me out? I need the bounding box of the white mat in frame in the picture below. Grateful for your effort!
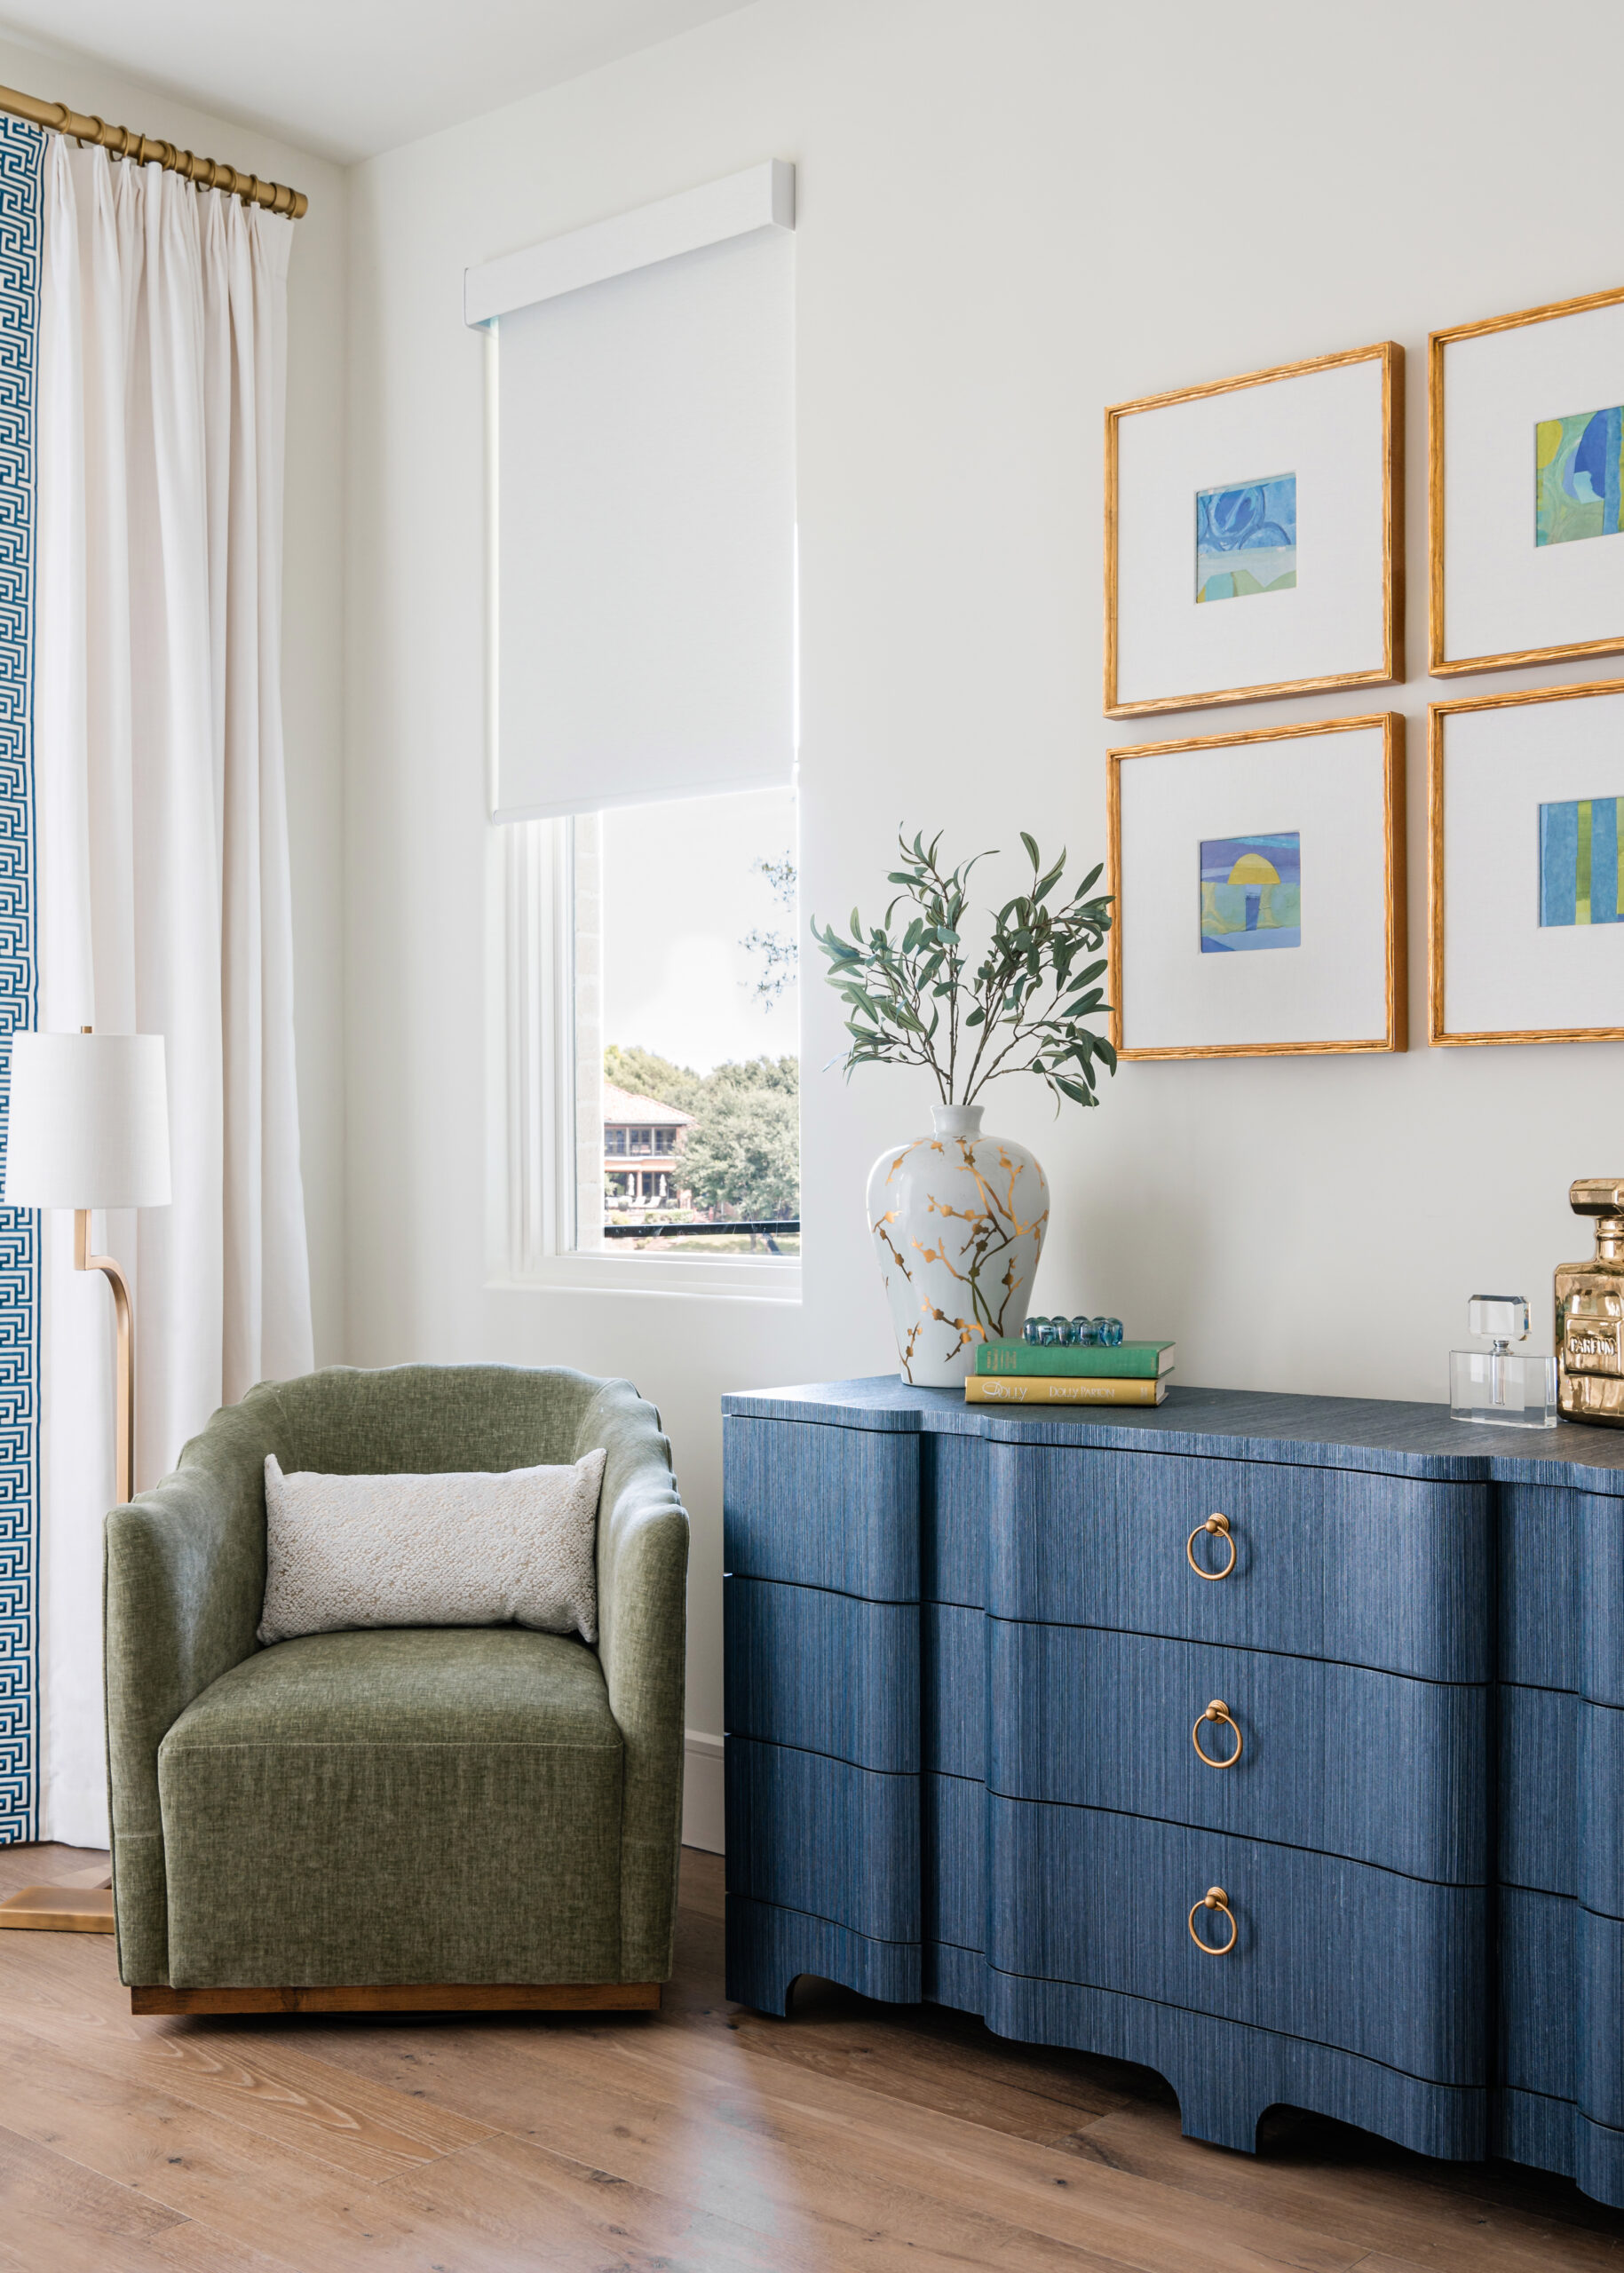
[1105,344,1402,719]
[1430,678,1624,1046]
[1431,286,1624,678]
[1108,714,1406,1059]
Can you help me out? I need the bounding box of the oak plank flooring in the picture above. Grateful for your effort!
[0,1935,492,2181]
[0,1841,1615,2269]
[327,2026,1332,2273]
[0,2122,191,2272]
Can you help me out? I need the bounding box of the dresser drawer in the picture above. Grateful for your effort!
[988,1623,1487,1883]
[725,1576,918,1771]
[986,1445,1489,1681]
[1500,1485,1624,1702]
[1501,1885,1624,2129]
[923,1770,984,1952]
[988,1797,1486,2085]
[724,1416,919,1600]
[1500,1687,1624,1913]
[725,1737,918,1945]
[923,1603,985,1780]
[922,1430,988,1608]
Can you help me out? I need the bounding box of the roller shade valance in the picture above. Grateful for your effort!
[473,162,796,823]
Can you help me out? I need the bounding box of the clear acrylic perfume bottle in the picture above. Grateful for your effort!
[1449,1295,1557,1429]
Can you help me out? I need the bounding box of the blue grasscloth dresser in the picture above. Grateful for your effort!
[719,1377,1624,2206]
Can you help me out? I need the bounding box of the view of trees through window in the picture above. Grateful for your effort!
[595,787,799,1257]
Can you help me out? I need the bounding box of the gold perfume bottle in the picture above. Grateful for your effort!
[1555,1179,1624,1425]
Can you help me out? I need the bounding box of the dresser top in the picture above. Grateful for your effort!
[720,1375,1624,1492]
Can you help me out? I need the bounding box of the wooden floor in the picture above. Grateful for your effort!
[0,1843,1619,2271]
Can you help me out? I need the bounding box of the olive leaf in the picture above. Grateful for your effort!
[811,828,1118,1110]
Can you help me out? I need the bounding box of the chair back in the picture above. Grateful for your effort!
[256,1364,615,1477]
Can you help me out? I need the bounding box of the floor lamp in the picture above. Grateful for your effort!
[0,1027,170,1934]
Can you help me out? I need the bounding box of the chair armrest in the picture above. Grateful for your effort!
[584,1382,690,1981]
[104,1391,281,1984]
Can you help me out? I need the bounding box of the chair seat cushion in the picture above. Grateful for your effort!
[157,1628,624,1987]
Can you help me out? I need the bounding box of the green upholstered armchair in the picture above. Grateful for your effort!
[102,1364,689,2016]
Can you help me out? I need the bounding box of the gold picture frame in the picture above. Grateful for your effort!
[1104,341,1404,719]
[1428,678,1624,1047]
[1429,285,1624,677]
[1107,712,1407,1060]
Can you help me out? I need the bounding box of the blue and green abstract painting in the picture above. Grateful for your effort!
[1200,832,1301,952]
[1536,407,1624,547]
[1196,474,1296,602]
[1541,796,1624,925]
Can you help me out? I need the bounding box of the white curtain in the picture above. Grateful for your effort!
[36,141,313,1842]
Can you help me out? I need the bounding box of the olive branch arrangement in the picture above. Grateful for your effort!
[812,828,1117,1110]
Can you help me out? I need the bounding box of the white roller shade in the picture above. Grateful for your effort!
[482,168,796,823]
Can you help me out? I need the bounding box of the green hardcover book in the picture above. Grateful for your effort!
[977,1339,1176,1379]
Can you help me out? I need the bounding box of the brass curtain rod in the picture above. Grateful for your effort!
[0,81,307,218]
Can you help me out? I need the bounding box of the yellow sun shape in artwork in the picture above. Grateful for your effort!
[1227,851,1281,886]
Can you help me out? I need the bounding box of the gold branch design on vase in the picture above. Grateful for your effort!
[903,1138,1050,1359]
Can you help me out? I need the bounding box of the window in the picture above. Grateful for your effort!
[479,165,797,1299]
[496,784,801,1297]
[592,783,798,1259]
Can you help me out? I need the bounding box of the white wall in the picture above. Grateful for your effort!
[3,36,351,1366]
[345,0,1624,1757]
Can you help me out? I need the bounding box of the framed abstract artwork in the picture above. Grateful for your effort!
[1104,342,1403,719]
[1107,713,1406,1059]
[1429,679,1624,1046]
[1430,286,1624,676]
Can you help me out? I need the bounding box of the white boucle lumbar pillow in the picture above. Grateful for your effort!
[257,1449,606,1647]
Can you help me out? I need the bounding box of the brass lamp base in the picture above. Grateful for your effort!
[0,1863,115,1934]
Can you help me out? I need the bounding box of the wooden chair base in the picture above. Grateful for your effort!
[130,1980,661,2016]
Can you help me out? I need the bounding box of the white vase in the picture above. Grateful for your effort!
[866,1103,1050,1387]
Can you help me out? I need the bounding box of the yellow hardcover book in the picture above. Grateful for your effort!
[963,1374,1169,1406]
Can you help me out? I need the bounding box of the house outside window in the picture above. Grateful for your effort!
[602,1086,694,1209]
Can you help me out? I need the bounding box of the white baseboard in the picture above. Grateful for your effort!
[682,1729,725,1854]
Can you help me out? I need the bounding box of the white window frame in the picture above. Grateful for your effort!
[486,814,803,1303]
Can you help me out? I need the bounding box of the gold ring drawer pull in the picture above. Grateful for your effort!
[1186,1512,1235,1580]
[1192,1699,1242,1770]
[1188,1886,1237,1956]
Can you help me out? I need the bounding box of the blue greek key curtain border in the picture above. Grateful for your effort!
[0,115,42,1844]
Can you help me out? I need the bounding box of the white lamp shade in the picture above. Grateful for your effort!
[4,1032,171,1209]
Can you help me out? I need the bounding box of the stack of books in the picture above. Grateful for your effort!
[965,1335,1176,1406]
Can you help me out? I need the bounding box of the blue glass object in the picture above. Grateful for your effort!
[1097,1317,1124,1347]
[1021,1316,1049,1346]
[1070,1315,1097,1346]
[1039,1319,1065,1346]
